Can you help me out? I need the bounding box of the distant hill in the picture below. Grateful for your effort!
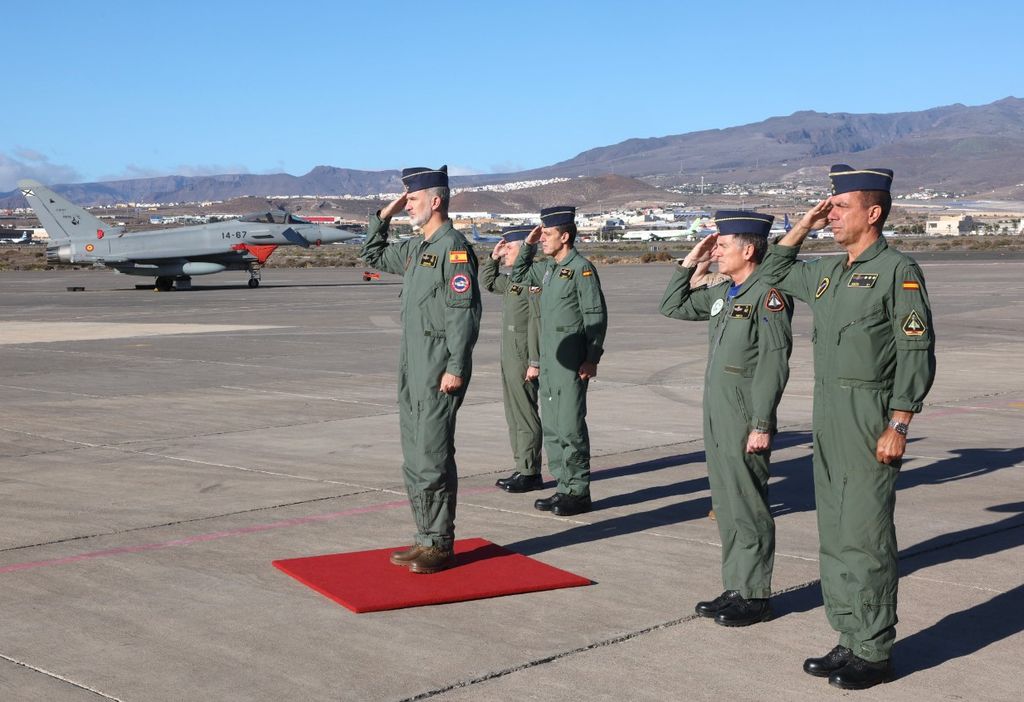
[3,97,1022,208]
[508,97,1024,193]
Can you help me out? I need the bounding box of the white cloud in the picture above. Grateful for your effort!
[0,150,81,192]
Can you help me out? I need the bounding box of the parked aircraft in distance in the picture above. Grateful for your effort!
[19,180,359,290]
[470,222,503,244]
[0,229,34,244]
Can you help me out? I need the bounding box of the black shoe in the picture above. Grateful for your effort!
[496,472,543,493]
[828,655,894,690]
[803,645,853,677]
[694,590,740,618]
[534,492,564,511]
[551,493,592,516]
[714,596,771,627]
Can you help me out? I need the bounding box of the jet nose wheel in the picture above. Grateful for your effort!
[248,278,260,288]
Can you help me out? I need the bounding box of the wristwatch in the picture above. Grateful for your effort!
[887,419,909,436]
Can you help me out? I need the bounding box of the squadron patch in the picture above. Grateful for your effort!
[449,250,469,264]
[529,286,541,294]
[558,268,575,279]
[764,288,786,312]
[729,304,753,319]
[509,283,523,295]
[815,277,830,299]
[902,280,921,291]
[419,253,438,267]
[710,299,725,316]
[902,309,927,336]
[450,273,471,294]
[848,273,879,288]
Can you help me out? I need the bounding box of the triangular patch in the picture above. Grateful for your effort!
[764,288,785,312]
[902,309,927,336]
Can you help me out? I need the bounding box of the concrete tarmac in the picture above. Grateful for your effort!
[0,259,1021,701]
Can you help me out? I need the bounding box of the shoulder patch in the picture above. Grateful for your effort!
[764,287,786,312]
[902,280,921,290]
[582,269,593,277]
[449,250,469,264]
[529,286,541,294]
[815,277,830,299]
[509,283,523,295]
[710,298,725,317]
[902,309,927,336]
[558,268,574,279]
[450,273,471,294]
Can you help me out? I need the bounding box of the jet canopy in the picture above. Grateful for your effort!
[241,210,310,225]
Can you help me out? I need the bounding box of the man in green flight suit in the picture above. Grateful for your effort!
[511,206,608,516]
[760,165,936,689]
[360,165,481,574]
[660,210,793,628]
[482,225,545,493]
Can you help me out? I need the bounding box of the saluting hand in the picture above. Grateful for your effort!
[682,233,717,268]
[798,198,832,232]
[525,225,542,245]
[491,240,507,261]
[379,193,408,220]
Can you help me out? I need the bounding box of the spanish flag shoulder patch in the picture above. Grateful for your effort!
[449,250,469,264]
[902,281,920,290]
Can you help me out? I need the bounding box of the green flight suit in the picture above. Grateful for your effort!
[660,265,793,599]
[481,257,543,475]
[360,214,481,550]
[760,236,936,662]
[511,245,608,496]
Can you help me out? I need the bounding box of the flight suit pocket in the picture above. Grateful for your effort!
[418,282,445,330]
[734,387,752,423]
[837,302,891,381]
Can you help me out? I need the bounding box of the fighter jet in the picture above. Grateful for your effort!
[18,179,360,290]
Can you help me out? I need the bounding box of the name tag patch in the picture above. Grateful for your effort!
[449,250,469,264]
[815,277,830,299]
[419,253,437,267]
[729,304,753,319]
[848,273,878,288]
[558,268,574,279]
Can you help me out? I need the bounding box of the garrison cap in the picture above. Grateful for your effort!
[829,164,894,195]
[540,205,575,228]
[501,225,532,242]
[401,165,448,192]
[714,210,774,236]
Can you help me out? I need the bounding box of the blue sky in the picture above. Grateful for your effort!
[2,0,1020,190]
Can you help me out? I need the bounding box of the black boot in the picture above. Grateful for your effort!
[803,645,853,677]
[534,492,564,511]
[714,596,771,627]
[551,493,592,516]
[694,590,740,618]
[495,472,543,493]
[828,655,894,690]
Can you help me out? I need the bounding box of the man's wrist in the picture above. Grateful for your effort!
[887,419,909,436]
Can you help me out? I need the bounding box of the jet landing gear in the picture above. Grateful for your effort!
[153,276,192,291]
[247,264,262,288]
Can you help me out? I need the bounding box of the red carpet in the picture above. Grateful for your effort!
[272,538,591,613]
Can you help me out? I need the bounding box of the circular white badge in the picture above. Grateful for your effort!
[710,298,725,316]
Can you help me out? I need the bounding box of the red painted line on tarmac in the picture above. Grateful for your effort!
[0,485,498,575]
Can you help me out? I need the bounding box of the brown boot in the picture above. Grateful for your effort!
[408,546,454,574]
[389,545,425,566]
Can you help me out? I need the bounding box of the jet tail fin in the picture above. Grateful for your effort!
[17,180,121,243]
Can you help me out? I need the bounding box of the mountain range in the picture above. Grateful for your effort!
[3,97,1023,208]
